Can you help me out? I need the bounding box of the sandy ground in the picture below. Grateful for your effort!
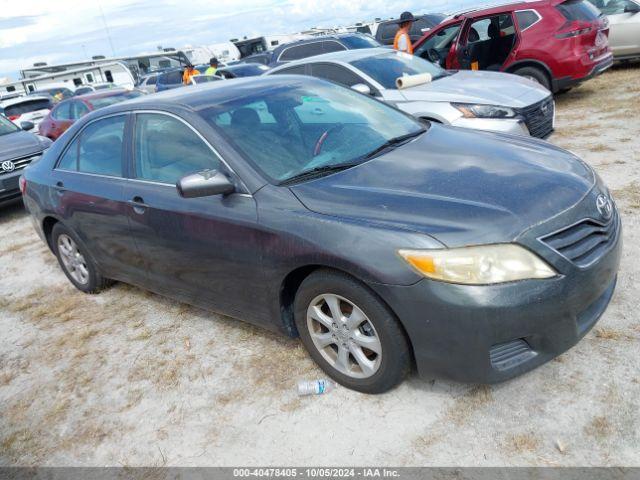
[1,62,639,467]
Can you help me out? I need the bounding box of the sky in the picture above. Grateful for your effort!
[0,0,480,81]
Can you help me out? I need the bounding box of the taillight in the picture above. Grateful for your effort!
[19,176,27,195]
[555,26,592,38]
[555,20,593,38]
[8,115,19,121]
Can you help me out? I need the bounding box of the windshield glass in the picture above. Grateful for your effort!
[87,91,143,109]
[351,52,446,89]
[199,79,423,184]
[0,114,19,135]
[4,99,52,117]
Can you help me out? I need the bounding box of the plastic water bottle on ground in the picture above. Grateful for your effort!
[297,379,334,396]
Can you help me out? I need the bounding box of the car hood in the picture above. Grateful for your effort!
[396,70,550,107]
[290,125,595,248]
[0,130,48,162]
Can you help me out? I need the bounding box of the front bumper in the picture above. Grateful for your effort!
[369,210,622,384]
[0,170,23,207]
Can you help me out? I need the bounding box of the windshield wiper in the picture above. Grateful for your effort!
[362,128,426,161]
[279,162,359,186]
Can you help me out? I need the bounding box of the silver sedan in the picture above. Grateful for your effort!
[267,48,555,139]
[589,0,640,60]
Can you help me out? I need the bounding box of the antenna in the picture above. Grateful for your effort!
[97,2,116,57]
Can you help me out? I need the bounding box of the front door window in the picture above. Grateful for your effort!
[464,14,517,71]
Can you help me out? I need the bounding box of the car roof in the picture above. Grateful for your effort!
[269,47,391,69]
[89,75,325,115]
[274,33,370,50]
[440,0,558,22]
[0,95,51,107]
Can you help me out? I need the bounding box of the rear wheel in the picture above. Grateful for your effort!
[294,269,411,393]
[52,223,111,293]
[513,66,551,91]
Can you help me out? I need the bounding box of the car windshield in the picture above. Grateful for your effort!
[4,99,52,117]
[0,114,19,136]
[87,91,143,109]
[340,35,381,49]
[199,79,424,184]
[351,52,446,89]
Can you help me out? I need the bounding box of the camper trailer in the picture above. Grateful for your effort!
[2,61,135,98]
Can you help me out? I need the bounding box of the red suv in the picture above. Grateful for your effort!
[413,0,613,93]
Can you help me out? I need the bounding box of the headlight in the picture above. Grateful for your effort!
[398,244,556,285]
[452,103,516,119]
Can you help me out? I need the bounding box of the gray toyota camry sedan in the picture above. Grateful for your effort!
[22,76,621,393]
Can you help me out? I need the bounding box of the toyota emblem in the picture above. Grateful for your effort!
[1,160,15,172]
[596,193,613,220]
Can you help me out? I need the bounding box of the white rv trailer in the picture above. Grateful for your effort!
[1,61,135,98]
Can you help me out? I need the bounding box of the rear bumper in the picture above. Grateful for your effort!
[552,54,614,91]
[0,170,23,207]
[369,215,621,384]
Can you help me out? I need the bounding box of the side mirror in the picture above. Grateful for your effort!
[177,169,235,198]
[625,4,640,13]
[351,83,372,95]
[20,121,35,131]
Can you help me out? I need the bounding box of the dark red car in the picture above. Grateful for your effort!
[413,0,613,93]
[38,89,144,140]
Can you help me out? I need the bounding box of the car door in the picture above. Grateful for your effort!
[50,113,145,284]
[459,14,518,71]
[124,111,264,320]
[414,22,463,68]
[601,0,640,56]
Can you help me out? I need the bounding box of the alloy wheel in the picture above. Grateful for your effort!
[306,293,382,379]
[57,234,89,285]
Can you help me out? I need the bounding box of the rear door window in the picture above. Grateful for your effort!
[280,42,324,61]
[310,64,365,87]
[322,41,347,53]
[57,115,125,176]
[77,116,125,177]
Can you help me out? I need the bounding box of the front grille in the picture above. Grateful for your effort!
[490,339,536,371]
[540,210,618,268]
[0,153,40,176]
[519,97,554,139]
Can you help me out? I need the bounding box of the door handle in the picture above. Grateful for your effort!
[128,196,148,214]
[54,181,66,195]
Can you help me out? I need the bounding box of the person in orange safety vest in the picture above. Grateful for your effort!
[393,11,416,54]
[182,64,200,85]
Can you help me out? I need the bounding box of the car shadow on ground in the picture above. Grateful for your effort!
[0,201,27,224]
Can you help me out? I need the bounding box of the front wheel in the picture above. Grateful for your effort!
[294,270,411,393]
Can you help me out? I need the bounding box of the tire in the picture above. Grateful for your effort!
[294,269,411,394]
[513,66,551,91]
[51,223,111,294]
